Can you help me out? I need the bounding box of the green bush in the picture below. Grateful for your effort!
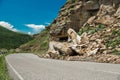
[20,29,49,54]
[106,28,120,48]
[78,24,105,35]
[112,50,120,55]
[90,24,105,34]
[0,55,10,80]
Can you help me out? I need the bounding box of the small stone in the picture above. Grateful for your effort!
[87,48,99,56]
[45,54,50,58]
[115,48,120,51]
[103,50,107,54]
[108,47,112,49]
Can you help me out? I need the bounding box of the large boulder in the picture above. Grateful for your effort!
[114,5,120,18]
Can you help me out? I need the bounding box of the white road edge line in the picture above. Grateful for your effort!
[6,57,24,80]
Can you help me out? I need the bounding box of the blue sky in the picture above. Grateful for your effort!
[0,0,66,34]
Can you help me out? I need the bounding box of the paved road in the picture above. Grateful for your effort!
[6,53,120,80]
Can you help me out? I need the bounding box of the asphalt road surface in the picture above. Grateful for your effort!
[6,53,120,80]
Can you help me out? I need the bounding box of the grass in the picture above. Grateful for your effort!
[78,24,105,35]
[106,37,120,48]
[37,30,49,54]
[112,50,120,55]
[106,29,120,48]
[0,54,11,80]
[79,24,120,56]
[19,29,49,55]
[90,24,105,34]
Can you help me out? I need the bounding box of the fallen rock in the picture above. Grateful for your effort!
[81,32,89,44]
[47,50,60,59]
[87,48,99,56]
[97,4,115,16]
[44,53,50,58]
[67,28,81,44]
[84,0,99,10]
[70,44,87,55]
[83,16,96,27]
[95,15,116,25]
[114,5,120,18]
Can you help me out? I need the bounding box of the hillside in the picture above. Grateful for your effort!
[19,0,120,63]
[19,29,49,54]
[0,26,33,49]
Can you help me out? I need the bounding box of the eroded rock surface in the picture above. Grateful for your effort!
[44,0,120,63]
[49,0,120,39]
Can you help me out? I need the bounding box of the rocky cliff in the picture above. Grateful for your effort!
[49,0,120,40]
[46,0,120,63]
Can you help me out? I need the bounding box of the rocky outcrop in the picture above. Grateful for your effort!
[49,0,120,40]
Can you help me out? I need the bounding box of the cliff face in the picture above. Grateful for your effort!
[45,0,120,63]
[49,0,120,40]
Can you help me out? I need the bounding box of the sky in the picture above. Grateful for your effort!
[0,0,66,34]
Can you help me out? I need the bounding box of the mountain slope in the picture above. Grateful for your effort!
[19,29,49,54]
[0,26,33,49]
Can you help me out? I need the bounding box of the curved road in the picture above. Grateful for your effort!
[6,53,120,80]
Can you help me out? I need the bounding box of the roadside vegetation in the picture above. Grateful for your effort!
[78,24,105,35]
[106,28,120,55]
[19,29,49,54]
[0,54,11,80]
[106,29,120,48]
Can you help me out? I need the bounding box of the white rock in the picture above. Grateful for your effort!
[87,48,99,56]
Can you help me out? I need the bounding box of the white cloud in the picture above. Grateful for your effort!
[0,21,18,32]
[25,24,45,32]
[28,32,32,35]
[45,22,50,25]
